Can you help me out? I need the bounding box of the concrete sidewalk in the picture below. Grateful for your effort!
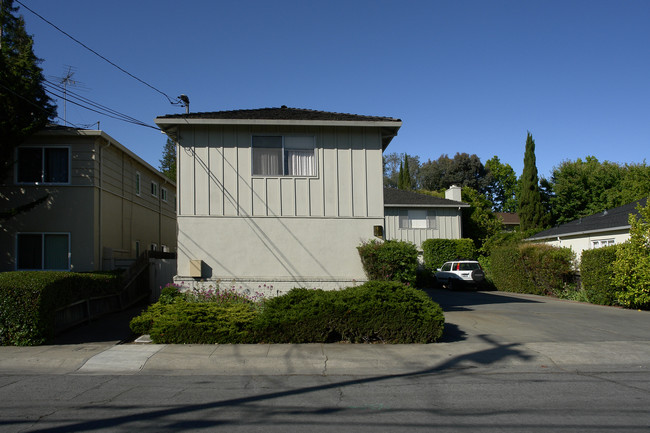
[1,338,649,375]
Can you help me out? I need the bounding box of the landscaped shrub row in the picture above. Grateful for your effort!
[422,238,477,271]
[357,240,419,286]
[580,245,618,306]
[489,243,575,296]
[131,281,445,344]
[0,271,122,346]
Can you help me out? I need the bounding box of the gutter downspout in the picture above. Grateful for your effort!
[99,138,111,270]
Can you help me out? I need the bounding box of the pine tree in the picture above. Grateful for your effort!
[397,160,405,189]
[518,132,547,230]
[159,137,176,181]
[0,0,56,175]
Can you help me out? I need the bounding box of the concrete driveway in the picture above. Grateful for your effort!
[426,288,650,367]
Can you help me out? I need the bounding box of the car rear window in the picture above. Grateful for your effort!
[457,262,481,271]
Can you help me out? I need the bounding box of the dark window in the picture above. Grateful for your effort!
[252,136,315,176]
[17,147,69,184]
[17,233,69,270]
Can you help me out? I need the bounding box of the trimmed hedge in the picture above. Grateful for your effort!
[0,272,121,346]
[490,243,575,296]
[580,245,618,306]
[132,281,446,344]
[357,240,418,286]
[422,238,477,271]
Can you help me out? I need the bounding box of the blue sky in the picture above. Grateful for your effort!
[17,0,650,179]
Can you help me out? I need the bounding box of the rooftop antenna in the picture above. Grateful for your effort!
[53,65,85,126]
[178,94,190,114]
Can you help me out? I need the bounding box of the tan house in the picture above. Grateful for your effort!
[155,107,401,295]
[383,186,469,250]
[0,126,176,272]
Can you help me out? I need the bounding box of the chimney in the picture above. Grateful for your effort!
[445,185,462,202]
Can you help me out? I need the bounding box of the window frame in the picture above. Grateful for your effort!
[16,232,70,271]
[151,181,158,198]
[161,187,168,202]
[15,146,71,185]
[135,172,141,196]
[398,208,438,230]
[251,135,317,177]
[591,239,615,249]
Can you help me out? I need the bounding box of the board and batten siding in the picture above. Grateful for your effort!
[384,207,463,249]
[177,125,383,219]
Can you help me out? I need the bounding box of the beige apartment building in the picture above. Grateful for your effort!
[0,126,176,272]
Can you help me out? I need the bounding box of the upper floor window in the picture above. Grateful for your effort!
[17,147,69,184]
[135,172,141,196]
[161,187,168,202]
[398,209,437,230]
[151,181,158,197]
[252,136,316,176]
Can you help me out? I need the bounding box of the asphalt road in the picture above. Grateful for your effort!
[0,289,649,432]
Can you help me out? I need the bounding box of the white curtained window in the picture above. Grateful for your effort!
[252,136,316,176]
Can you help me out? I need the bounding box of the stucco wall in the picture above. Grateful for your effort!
[534,228,630,262]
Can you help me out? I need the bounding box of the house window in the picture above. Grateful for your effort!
[161,187,168,202]
[398,209,437,229]
[135,172,141,195]
[252,136,316,176]
[150,243,158,251]
[151,181,158,197]
[592,239,615,249]
[17,233,70,270]
[16,147,69,184]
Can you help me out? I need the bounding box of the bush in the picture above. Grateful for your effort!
[148,302,257,344]
[613,200,650,309]
[489,243,575,296]
[254,281,445,343]
[0,271,121,346]
[133,281,446,344]
[422,238,477,271]
[357,240,418,286]
[580,245,618,305]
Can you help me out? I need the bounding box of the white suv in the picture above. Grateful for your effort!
[435,260,485,290]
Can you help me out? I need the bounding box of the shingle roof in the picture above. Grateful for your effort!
[157,107,401,122]
[527,197,648,240]
[384,188,469,208]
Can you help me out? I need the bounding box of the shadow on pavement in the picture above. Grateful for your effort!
[50,305,147,345]
[424,288,541,312]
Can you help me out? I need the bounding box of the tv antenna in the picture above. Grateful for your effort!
[53,65,86,126]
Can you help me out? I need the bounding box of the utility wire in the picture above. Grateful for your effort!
[15,0,183,106]
[0,81,87,129]
[43,83,159,130]
[43,78,156,127]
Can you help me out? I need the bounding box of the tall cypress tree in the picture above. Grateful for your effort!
[0,0,56,174]
[402,153,412,190]
[518,132,547,230]
[159,137,176,182]
[397,160,405,189]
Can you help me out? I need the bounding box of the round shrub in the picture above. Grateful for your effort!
[357,240,418,286]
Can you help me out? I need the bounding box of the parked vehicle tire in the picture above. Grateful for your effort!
[448,279,456,291]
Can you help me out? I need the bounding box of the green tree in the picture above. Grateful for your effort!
[485,155,518,213]
[461,186,503,251]
[518,132,547,230]
[420,152,489,194]
[384,152,419,189]
[159,137,176,182]
[398,153,412,190]
[613,199,650,309]
[0,0,56,174]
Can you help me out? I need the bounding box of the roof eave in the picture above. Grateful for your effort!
[384,203,470,208]
[155,117,402,129]
[526,225,631,241]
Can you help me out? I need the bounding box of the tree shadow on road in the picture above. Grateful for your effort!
[424,288,542,312]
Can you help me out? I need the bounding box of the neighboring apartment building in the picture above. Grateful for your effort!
[155,107,402,295]
[0,126,176,272]
[383,186,469,249]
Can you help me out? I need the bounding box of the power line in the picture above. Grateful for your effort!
[15,0,184,106]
